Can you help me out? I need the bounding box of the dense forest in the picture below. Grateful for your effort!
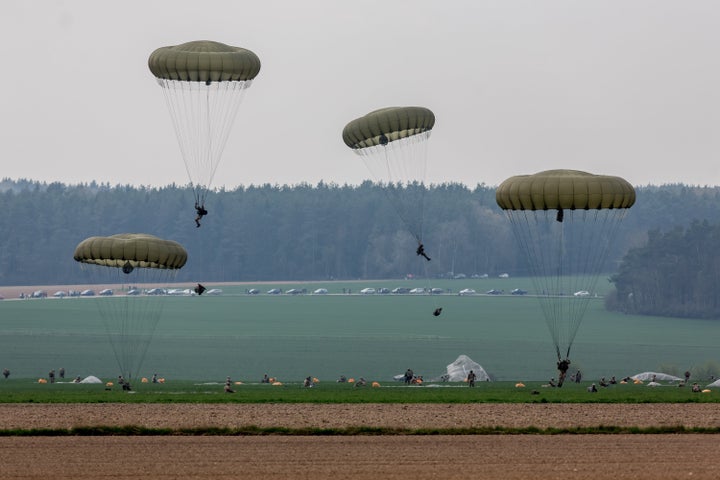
[2,178,720,319]
[607,220,720,319]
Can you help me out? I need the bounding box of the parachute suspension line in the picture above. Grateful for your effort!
[359,133,430,244]
[563,208,630,359]
[159,79,196,191]
[204,81,251,195]
[85,264,174,381]
[509,207,631,362]
[506,210,564,360]
[158,79,251,207]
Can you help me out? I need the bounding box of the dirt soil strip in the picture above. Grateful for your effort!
[0,403,719,479]
[0,403,719,430]
[1,435,718,480]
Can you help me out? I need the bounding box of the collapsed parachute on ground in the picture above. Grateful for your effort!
[444,355,490,382]
[342,106,435,244]
[706,378,720,388]
[631,372,684,382]
[149,40,261,208]
[74,234,187,381]
[79,376,103,384]
[496,169,635,369]
[424,355,489,382]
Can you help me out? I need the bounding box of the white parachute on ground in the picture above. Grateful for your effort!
[631,372,684,382]
[443,355,490,382]
[79,376,103,384]
[705,378,720,388]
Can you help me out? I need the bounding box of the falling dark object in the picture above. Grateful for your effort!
[433,307,443,317]
[194,283,206,296]
[416,243,431,261]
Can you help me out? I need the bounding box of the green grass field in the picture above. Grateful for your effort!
[1,278,718,385]
[0,378,716,405]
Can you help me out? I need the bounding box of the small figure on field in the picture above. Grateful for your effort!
[2,368,9,379]
[224,379,235,393]
[404,369,414,385]
[48,370,55,383]
[556,358,570,387]
[466,370,476,387]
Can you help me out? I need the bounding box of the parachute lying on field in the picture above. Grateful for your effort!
[631,372,684,382]
[342,106,435,245]
[149,40,261,209]
[74,234,187,381]
[444,355,490,382]
[496,170,635,381]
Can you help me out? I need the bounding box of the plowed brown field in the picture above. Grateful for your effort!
[0,403,718,479]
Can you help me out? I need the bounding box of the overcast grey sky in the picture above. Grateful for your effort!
[2,1,719,189]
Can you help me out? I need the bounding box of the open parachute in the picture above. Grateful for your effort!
[148,40,261,209]
[496,170,635,383]
[343,106,440,314]
[74,234,187,381]
[342,106,435,245]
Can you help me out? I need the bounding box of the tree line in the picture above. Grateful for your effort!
[607,219,720,318]
[3,178,720,319]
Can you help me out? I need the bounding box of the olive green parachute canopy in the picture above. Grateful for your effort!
[496,169,636,364]
[148,40,261,83]
[74,234,187,270]
[495,169,636,211]
[342,106,435,150]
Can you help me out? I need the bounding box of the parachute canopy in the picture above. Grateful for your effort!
[496,169,636,211]
[342,106,435,150]
[148,40,261,83]
[342,106,435,243]
[74,233,187,381]
[496,169,635,363]
[149,40,260,208]
[74,233,187,270]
